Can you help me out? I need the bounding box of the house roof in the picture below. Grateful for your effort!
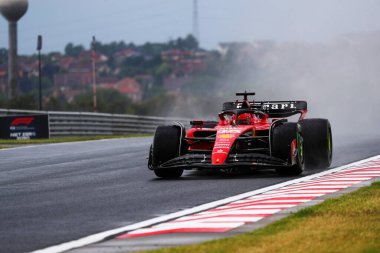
[100,77,141,94]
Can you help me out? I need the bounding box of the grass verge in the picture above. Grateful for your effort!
[0,134,151,149]
[140,182,380,253]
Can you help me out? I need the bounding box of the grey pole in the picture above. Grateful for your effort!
[37,35,42,110]
[92,36,97,112]
[0,0,29,101]
[8,21,17,99]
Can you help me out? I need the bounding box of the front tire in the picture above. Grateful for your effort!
[272,122,304,176]
[150,125,184,178]
[301,119,332,169]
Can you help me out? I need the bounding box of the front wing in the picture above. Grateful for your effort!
[150,153,289,170]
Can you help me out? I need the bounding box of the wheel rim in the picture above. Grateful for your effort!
[327,125,332,163]
[299,136,304,164]
[297,133,304,166]
[295,125,304,169]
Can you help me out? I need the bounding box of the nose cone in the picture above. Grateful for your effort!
[0,0,29,22]
[212,131,240,165]
[212,151,229,165]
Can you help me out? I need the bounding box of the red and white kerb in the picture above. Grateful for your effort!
[118,158,380,239]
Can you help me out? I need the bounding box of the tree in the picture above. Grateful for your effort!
[133,93,177,116]
[64,43,85,57]
[0,93,7,108]
[141,42,167,57]
[71,88,133,114]
[8,93,37,110]
[152,62,171,87]
[45,93,70,111]
[0,48,8,65]
[177,34,198,50]
[119,56,146,77]
[91,41,129,56]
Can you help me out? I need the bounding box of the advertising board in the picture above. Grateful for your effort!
[0,114,49,139]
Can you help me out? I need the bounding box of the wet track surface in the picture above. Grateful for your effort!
[1,134,380,253]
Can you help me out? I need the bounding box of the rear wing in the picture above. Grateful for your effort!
[223,101,307,118]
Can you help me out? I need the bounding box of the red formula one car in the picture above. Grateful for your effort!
[148,92,332,178]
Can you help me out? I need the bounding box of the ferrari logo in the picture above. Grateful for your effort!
[219,134,233,139]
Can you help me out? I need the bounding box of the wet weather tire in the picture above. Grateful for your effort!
[301,119,332,169]
[151,125,184,178]
[272,122,304,176]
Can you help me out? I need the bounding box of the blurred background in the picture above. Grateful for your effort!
[0,0,379,134]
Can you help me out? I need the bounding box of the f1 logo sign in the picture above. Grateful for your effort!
[10,117,34,126]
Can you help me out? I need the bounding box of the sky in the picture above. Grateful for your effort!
[0,0,380,54]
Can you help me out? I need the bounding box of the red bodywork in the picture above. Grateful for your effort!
[186,102,307,167]
[150,95,309,170]
[188,118,270,165]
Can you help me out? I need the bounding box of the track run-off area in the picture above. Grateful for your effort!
[1,134,380,253]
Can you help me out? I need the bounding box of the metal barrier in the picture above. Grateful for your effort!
[0,109,191,137]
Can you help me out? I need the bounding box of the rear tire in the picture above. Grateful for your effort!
[301,119,332,169]
[151,125,184,178]
[272,123,304,176]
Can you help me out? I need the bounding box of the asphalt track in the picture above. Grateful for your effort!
[1,134,380,253]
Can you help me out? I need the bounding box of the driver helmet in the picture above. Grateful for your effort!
[237,113,252,125]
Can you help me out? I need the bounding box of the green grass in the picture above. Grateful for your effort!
[139,182,380,253]
[0,134,151,149]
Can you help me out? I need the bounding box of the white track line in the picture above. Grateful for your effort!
[0,138,140,152]
[31,154,380,253]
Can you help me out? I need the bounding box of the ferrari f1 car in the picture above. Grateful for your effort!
[148,92,332,178]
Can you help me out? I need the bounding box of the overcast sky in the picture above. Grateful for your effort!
[0,0,379,54]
